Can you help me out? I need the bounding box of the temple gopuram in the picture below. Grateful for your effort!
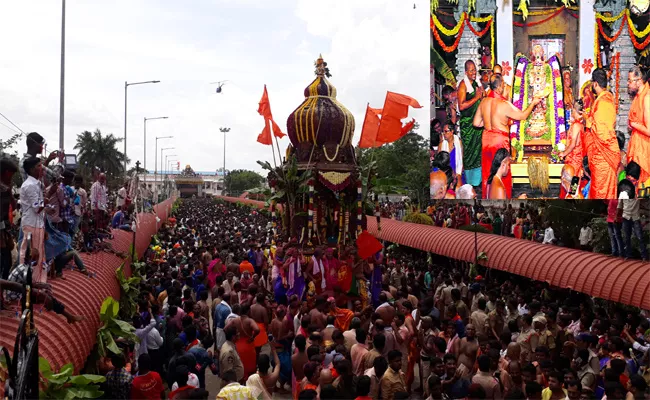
[431,0,647,196]
[173,165,204,198]
[271,56,364,247]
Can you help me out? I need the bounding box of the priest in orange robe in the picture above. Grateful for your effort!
[585,69,620,199]
[627,66,650,185]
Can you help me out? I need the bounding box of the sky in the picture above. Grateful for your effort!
[0,0,429,174]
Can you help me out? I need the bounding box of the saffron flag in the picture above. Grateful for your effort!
[257,85,285,145]
[375,91,422,144]
[356,230,383,259]
[358,104,383,148]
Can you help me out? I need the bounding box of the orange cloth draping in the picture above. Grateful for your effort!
[482,128,512,199]
[253,322,269,348]
[628,83,650,183]
[236,336,258,380]
[565,121,586,177]
[585,91,620,199]
[330,307,354,332]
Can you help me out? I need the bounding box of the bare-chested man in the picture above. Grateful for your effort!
[376,293,395,326]
[225,302,260,380]
[251,293,269,356]
[453,323,479,375]
[292,335,309,382]
[492,64,512,101]
[473,74,544,198]
[309,296,327,330]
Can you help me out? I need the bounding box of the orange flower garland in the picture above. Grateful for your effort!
[432,18,465,52]
[613,53,621,115]
[465,18,492,37]
[627,21,650,49]
[597,18,627,42]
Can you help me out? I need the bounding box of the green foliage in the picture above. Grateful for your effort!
[224,169,265,196]
[542,201,607,248]
[258,155,311,236]
[403,212,434,226]
[39,357,105,399]
[74,129,129,188]
[357,128,429,207]
[94,297,137,362]
[590,217,610,254]
[116,264,141,320]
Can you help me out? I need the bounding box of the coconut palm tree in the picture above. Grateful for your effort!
[74,129,128,181]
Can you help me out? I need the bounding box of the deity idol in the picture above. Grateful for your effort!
[510,45,566,159]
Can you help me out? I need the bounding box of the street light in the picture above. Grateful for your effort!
[168,159,178,174]
[155,139,172,202]
[144,116,168,182]
[220,127,230,194]
[165,154,177,174]
[59,0,66,151]
[160,147,174,176]
[124,79,160,173]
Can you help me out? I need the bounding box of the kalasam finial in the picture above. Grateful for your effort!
[314,54,331,78]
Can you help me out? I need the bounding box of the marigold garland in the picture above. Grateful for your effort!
[513,6,568,27]
[597,18,627,43]
[595,23,601,68]
[613,53,621,115]
[595,8,650,50]
[432,12,465,36]
[431,13,493,58]
[432,20,465,52]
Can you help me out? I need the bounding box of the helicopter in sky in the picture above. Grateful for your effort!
[210,81,229,94]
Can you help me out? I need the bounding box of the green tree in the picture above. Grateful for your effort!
[74,129,128,186]
[357,125,429,206]
[541,200,607,248]
[224,169,265,196]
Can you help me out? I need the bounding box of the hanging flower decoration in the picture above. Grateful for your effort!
[613,53,621,115]
[501,61,512,77]
[356,180,363,237]
[595,9,650,50]
[582,59,594,75]
[307,177,314,243]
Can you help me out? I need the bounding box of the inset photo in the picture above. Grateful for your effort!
[431,0,650,200]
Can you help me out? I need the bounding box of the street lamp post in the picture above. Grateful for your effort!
[160,147,174,176]
[165,155,177,174]
[124,80,160,173]
[168,160,178,174]
[143,116,168,183]
[220,127,230,194]
[154,138,173,202]
[59,0,66,151]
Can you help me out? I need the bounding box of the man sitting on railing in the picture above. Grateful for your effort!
[0,248,84,324]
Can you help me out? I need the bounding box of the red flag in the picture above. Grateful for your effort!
[257,85,285,145]
[356,230,383,259]
[358,104,383,148]
[375,91,422,144]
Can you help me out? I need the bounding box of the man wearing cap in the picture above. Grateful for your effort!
[469,283,485,314]
[20,132,60,184]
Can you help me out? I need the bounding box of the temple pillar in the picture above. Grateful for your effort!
[454,7,481,84]
[495,0,514,85]
[578,0,597,89]
[611,12,634,136]
[431,32,436,118]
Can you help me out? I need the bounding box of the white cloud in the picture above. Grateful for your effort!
[0,0,429,173]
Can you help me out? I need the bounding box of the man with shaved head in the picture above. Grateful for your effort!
[492,64,512,101]
[627,65,650,186]
[473,74,543,198]
[430,169,449,200]
[457,59,485,190]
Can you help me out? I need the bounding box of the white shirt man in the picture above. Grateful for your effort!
[90,180,107,211]
[117,186,127,208]
[579,226,593,247]
[543,226,555,244]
